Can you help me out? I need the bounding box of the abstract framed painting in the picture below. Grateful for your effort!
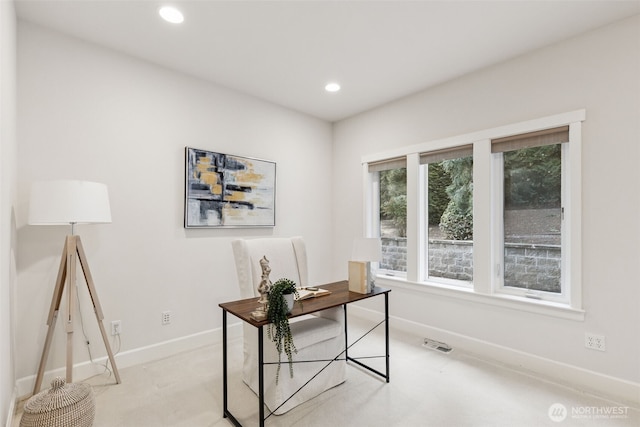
[184,147,276,228]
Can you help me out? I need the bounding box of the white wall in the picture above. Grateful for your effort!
[332,15,640,402]
[0,0,18,424]
[16,22,334,391]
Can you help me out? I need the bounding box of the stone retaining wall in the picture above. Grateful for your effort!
[503,243,561,292]
[380,237,407,272]
[380,237,560,292]
[428,240,473,281]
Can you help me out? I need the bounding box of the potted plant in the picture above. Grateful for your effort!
[266,278,300,382]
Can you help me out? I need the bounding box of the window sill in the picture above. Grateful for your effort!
[376,276,585,321]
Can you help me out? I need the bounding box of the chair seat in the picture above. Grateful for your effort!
[288,315,342,351]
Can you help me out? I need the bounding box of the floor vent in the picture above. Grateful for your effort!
[422,338,453,353]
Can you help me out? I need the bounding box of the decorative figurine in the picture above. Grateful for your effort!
[251,256,272,321]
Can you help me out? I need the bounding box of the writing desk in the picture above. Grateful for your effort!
[219,280,390,427]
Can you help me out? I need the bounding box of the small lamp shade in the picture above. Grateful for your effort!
[29,180,112,225]
[351,237,382,262]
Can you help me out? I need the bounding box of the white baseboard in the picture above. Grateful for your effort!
[5,386,17,427]
[14,322,243,398]
[348,305,640,407]
[14,308,638,409]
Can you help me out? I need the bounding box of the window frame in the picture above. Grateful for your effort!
[420,150,474,288]
[492,141,568,304]
[371,168,409,279]
[362,110,585,320]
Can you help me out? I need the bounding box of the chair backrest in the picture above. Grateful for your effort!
[232,237,309,299]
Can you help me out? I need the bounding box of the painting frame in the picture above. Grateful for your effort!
[184,147,276,228]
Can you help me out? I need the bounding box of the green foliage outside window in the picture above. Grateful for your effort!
[504,145,561,209]
[428,162,451,225]
[378,145,558,241]
[439,157,473,240]
[380,168,407,236]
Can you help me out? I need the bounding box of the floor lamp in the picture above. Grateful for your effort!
[29,180,121,394]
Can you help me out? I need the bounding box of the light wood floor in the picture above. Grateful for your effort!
[13,319,639,426]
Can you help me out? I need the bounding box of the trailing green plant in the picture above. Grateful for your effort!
[266,278,300,382]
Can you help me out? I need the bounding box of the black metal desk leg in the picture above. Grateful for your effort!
[258,326,264,427]
[221,310,243,426]
[343,304,348,360]
[385,292,390,383]
[222,310,228,417]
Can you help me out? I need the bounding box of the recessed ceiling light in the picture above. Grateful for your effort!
[325,82,341,93]
[159,6,184,24]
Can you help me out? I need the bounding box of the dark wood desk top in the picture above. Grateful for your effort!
[219,280,390,327]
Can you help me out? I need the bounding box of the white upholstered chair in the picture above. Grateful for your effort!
[231,237,346,414]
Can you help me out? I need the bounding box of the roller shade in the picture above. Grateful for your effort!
[492,126,569,153]
[368,157,407,173]
[420,145,473,164]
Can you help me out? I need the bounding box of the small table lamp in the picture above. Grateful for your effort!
[28,180,121,394]
[348,237,382,294]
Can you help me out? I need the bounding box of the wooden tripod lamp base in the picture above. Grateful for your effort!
[32,235,121,395]
[28,180,119,395]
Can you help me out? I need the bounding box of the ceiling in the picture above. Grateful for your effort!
[15,0,640,122]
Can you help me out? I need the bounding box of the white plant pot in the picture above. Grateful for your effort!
[284,293,294,313]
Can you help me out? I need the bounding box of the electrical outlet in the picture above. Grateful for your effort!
[162,311,172,325]
[111,320,122,336]
[585,333,605,351]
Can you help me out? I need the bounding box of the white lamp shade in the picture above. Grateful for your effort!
[29,180,112,225]
[351,237,382,261]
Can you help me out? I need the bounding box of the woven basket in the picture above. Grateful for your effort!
[20,377,95,427]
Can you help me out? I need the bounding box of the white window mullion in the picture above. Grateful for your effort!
[473,139,493,294]
[406,153,421,282]
[567,121,582,309]
[491,151,505,294]
[363,163,378,237]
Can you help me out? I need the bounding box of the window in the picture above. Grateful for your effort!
[363,110,584,317]
[369,158,407,277]
[421,146,473,285]
[492,127,568,301]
